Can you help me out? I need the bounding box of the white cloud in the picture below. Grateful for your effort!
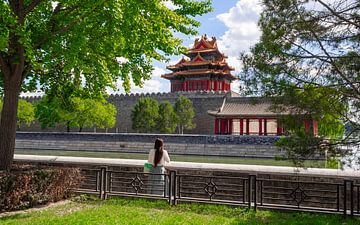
[216,0,262,73]
[152,66,166,78]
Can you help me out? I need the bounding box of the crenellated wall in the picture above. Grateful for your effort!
[21,91,232,134]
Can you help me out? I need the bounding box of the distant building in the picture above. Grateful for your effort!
[162,35,236,92]
[22,35,317,136]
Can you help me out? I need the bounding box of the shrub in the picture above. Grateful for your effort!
[0,165,82,212]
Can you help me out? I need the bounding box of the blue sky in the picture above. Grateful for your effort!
[114,0,263,94]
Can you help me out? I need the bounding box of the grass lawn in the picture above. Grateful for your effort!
[0,197,358,225]
[15,149,327,168]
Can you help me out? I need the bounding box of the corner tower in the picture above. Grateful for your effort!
[162,35,236,92]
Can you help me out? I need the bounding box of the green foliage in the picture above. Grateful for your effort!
[174,96,195,134]
[0,0,212,94]
[0,165,81,212]
[71,97,117,131]
[240,0,359,161]
[131,97,159,133]
[35,95,116,132]
[157,101,178,133]
[16,100,36,127]
[0,99,35,128]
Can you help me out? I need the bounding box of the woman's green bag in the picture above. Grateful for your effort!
[144,162,153,173]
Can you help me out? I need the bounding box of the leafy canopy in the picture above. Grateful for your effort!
[35,95,116,131]
[174,95,195,134]
[0,0,212,94]
[157,101,178,134]
[131,97,159,133]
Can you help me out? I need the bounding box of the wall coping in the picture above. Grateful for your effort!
[14,154,360,178]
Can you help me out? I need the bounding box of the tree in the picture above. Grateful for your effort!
[36,96,116,132]
[0,0,212,170]
[240,0,359,161]
[0,99,35,129]
[174,96,195,134]
[71,97,116,132]
[131,97,159,133]
[157,101,178,133]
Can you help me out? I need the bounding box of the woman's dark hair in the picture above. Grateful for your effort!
[154,138,164,167]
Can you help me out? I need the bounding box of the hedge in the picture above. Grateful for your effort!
[0,165,82,212]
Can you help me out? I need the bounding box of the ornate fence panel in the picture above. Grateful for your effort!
[174,173,250,207]
[75,167,359,217]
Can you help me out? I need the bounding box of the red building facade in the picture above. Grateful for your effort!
[162,35,236,92]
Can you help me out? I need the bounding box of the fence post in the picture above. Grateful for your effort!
[253,175,257,211]
[343,179,354,217]
[168,172,172,205]
[350,180,354,217]
[172,171,177,206]
[99,167,107,200]
[248,175,257,210]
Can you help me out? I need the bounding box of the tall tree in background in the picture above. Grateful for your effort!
[131,97,159,133]
[174,96,195,134]
[35,96,116,132]
[241,0,359,162]
[157,101,178,134]
[0,0,212,170]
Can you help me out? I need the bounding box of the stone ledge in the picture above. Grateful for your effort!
[14,154,359,178]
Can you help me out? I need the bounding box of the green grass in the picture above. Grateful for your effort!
[0,197,358,225]
[15,149,327,168]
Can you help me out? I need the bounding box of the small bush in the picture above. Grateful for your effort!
[0,165,82,212]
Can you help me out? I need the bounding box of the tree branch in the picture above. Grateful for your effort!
[309,28,360,97]
[24,0,42,16]
[317,0,360,29]
[33,0,106,49]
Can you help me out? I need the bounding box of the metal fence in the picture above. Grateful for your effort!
[77,167,359,217]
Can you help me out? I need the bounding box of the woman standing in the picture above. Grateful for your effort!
[147,138,170,195]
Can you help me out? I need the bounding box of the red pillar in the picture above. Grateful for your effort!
[214,80,218,91]
[181,82,185,91]
[221,81,225,91]
[259,119,262,135]
[214,118,219,134]
[313,120,318,136]
[228,119,233,134]
[220,119,224,134]
[246,119,250,135]
[240,119,244,135]
[207,80,210,91]
[264,119,267,136]
[276,120,282,135]
[304,120,310,132]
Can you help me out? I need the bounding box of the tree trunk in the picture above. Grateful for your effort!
[0,78,21,171]
[79,126,82,132]
[67,122,70,132]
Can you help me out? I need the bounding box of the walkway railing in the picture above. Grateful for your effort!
[13,155,360,217]
[77,166,359,217]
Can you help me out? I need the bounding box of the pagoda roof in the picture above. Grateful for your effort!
[161,69,237,80]
[166,60,234,71]
[167,52,234,71]
[191,34,217,50]
[208,97,291,118]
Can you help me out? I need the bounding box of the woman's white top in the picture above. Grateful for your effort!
[147,149,170,166]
